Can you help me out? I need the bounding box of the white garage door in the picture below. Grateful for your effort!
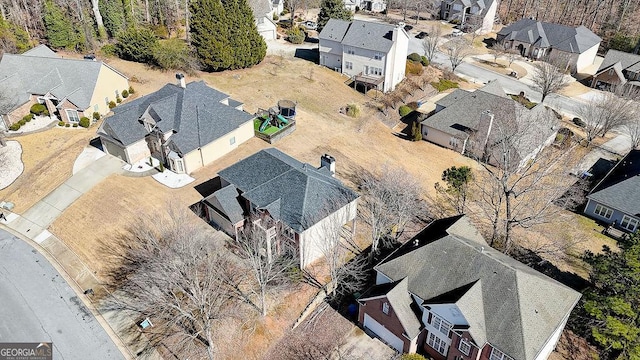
[363,313,404,352]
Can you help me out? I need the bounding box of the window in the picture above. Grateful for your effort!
[105,97,110,106]
[229,136,236,145]
[66,109,80,123]
[427,332,447,355]
[368,67,383,76]
[594,204,613,219]
[346,47,355,55]
[382,302,390,315]
[345,61,353,70]
[458,338,471,356]
[621,215,639,232]
[490,348,513,360]
[374,52,383,60]
[449,137,460,148]
[430,314,451,336]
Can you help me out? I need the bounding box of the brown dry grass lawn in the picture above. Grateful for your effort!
[0,127,98,213]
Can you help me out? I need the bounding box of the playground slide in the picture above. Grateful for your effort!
[276,114,288,125]
[259,118,270,132]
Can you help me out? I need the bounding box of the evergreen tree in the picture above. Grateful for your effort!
[317,0,352,32]
[580,233,640,359]
[231,0,266,68]
[100,0,127,37]
[115,27,158,63]
[43,0,82,49]
[189,0,233,71]
[0,18,32,54]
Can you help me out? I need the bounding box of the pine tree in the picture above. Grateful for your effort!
[317,0,353,32]
[189,0,233,71]
[100,0,127,37]
[43,0,80,49]
[232,0,266,68]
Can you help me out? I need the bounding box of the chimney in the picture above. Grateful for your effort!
[176,73,186,88]
[320,154,336,176]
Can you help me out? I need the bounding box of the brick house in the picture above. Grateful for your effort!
[358,215,581,360]
[590,49,640,89]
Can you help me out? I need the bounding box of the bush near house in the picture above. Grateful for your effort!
[346,103,360,117]
[22,114,33,122]
[122,89,129,98]
[407,52,422,62]
[72,123,78,127]
[399,105,413,117]
[116,95,122,103]
[401,354,428,360]
[108,101,116,109]
[9,123,20,131]
[65,123,70,127]
[420,56,429,66]
[431,79,459,92]
[93,112,100,120]
[406,60,424,75]
[58,121,65,126]
[30,103,48,116]
[287,27,305,44]
[18,118,26,126]
[79,117,90,128]
[128,86,135,94]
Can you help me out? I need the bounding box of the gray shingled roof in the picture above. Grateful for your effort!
[100,81,253,154]
[588,149,640,216]
[22,44,59,58]
[217,148,359,232]
[203,184,245,223]
[386,278,422,339]
[375,216,581,360]
[498,18,600,53]
[0,46,111,111]
[319,19,401,53]
[248,0,272,18]
[596,49,640,74]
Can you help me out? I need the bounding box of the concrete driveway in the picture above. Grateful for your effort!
[0,229,124,359]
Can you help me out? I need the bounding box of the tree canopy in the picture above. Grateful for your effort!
[317,0,353,32]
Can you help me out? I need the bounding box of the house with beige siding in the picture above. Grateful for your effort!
[0,44,129,129]
[97,76,254,174]
[358,215,581,359]
[591,49,640,89]
[439,0,497,34]
[319,19,408,93]
[201,148,359,268]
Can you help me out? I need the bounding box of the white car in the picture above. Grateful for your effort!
[302,21,317,30]
[451,29,464,36]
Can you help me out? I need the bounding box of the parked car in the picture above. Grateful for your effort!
[301,21,317,30]
[415,31,429,39]
[451,29,463,36]
[404,24,413,31]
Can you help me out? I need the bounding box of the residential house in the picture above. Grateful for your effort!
[591,49,640,89]
[97,76,254,174]
[319,19,409,93]
[0,44,129,129]
[419,81,557,169]
[249,0,278,40]
[584,149,640,234]
[497,18,601,73]
[344,0,386,12]
[201,148,359,268]
[439,0,498,34]
[358,215,581,359]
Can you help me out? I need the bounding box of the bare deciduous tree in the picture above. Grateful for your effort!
[489,41,508,63]
[359,166,425,259]
[102,206,236,360]
[505,48,519,67]
[421,25,441,62]
[444,38,470,71]
[578,89,638,145]
[624,117,640,150]
[531,60,569,102]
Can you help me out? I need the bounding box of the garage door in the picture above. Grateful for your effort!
[363,313,404,352]
[101,139,127,162]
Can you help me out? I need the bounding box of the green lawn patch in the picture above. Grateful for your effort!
[431,79,459,92]
[254,118,280,135]
[509,94,537,109]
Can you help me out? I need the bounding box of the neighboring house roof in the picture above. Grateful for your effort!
[248,0,272,18]
[588,149,640,216]
[319,19,403,53]
[217,148,359,232]
[595,49,640,76]
[374,216,581,360]
[100,81,253,155]
[203,184,245,224]
[444,0,495,16]
[0,45,117,111]
[498,18,601,54]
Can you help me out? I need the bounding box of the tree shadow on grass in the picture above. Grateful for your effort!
[511,245,590,292]
[294,48,319,63]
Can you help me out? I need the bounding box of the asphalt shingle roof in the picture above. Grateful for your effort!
[588,149,640,216]
[217,148,359,232]
[498,18,600,54]
[203,184,245,223]
[0,45,112,110]
[374,216,581,360]
[319,19,400,53]
[101,81,253,154]
[596,49,640,74]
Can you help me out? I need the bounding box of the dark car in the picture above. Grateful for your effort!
[404,24,413,31]
[415,31,429,39]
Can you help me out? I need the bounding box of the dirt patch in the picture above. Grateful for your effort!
[550,330,599,360]
[559,81,592,97]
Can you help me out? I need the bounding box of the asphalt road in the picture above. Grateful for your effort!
[0,229,124,360]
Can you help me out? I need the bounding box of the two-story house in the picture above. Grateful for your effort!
[584,149,640,234]
[249,0,278,41]
[439,0,498,34]
[98,75,254,174]
[201,148,359,268]
[358,215,581,359]
[0,44,129,129]
[591,49,640,89]
[343,0,386,12]
[319,19,409,93]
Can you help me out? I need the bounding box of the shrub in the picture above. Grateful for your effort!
[407,52,422,62]
[286,27,305,44]
[273,13,279,21]
[153,38,196,72]
[79,117,90,128]
[72,123,78,127]
[30,103,48,115]
[22,114,33,122]
[420,56,429,66]
[58,121,65,126]
[93,112,100,120]
[101,43,116,56]
[399,105,413,117]
[65,123,70,127]
[108,101,116,109]
[411,121,422,141]
[115,27,159,64]
[401,354,427,360]
[346,103,360,118]
[406,60,424,75]
[128,86,135,94]
[18,119,26,126]
[431,79,459,92]
[573,117,586,128]
[407,101,419,110]
[9,123,20,131]
[116,95,122,103]
[122,89,129,98]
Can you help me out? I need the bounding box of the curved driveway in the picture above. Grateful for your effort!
[0,229,124,360]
